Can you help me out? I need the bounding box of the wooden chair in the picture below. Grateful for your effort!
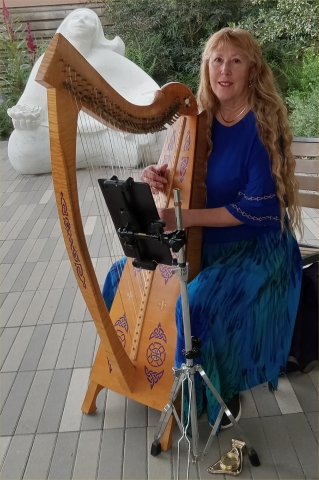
[292,138,319,266]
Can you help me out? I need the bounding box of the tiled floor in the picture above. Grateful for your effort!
[0,140,318,479]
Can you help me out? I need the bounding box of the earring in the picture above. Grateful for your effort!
[249,79,253,88]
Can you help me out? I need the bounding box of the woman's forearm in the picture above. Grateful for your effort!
[185,207,243,228]
[158,206,243,230]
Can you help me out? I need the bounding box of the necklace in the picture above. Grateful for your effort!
[219,104,247,124]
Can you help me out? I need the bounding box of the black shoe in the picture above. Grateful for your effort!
[221,393,241,430]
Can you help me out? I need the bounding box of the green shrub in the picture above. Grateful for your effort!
[287,89,318,137]
[0,1,42,139]
[285,48,319,137]
[103,0,246,90]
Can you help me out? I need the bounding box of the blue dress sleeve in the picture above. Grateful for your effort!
[225,138,281,227]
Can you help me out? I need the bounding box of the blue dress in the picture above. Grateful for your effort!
[102,112,303,425]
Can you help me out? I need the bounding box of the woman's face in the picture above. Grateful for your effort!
[67,10,97,41]
[208,43,251,107]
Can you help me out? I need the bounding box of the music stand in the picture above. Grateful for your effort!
[98,176,260,478]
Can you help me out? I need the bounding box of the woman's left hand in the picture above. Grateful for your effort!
[158,208,190,231]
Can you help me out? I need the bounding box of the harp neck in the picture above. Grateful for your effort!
[36,33,198,134]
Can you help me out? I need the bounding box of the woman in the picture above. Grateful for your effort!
[7,8,163,174]
[104,28,303,428]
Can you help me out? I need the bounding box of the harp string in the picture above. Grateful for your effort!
[62,59,184,350]
[66,76,165,340]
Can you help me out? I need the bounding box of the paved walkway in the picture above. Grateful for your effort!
[0,140,318,479]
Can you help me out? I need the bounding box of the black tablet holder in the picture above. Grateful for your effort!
[98,176,185,270]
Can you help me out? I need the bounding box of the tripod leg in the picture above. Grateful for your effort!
[197,366,261,467]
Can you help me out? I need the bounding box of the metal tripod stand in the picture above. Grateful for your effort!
[151,189,260,478]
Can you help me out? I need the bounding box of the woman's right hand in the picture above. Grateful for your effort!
[141,163,168,194]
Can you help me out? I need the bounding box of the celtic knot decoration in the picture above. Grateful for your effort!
[116,329,126,347]
[144,366,164,390]
[168,130,176,150]
[146,342,166,367]
[183,130,190,151]
[114,314,128,332]
[149,323,167,343]
[180,156,189,183]
[60,192,86,289]
[159,264,173,284]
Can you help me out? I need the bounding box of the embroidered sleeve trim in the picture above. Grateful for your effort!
[230,203,280,222]
[238,192,276,201]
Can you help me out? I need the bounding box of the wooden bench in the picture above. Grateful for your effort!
[292,137,319,266]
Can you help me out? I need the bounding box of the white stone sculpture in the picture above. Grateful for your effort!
[7,8,163,175]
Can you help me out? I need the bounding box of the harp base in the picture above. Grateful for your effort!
[81,345,176,452]
[81,381,104,414]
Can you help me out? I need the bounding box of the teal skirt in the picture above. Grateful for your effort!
[174,229,302,424]
[102,229,302,425]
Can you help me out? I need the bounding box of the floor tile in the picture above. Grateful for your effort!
[14,238,37,263]
[239,417,279,479]
[37,288,63,324]
[23,433,57,479]
[72,430,101,479]
[0,263,24,293]
[261,416,305,479]
[241,389,259,418]
[98,428,124,479]
[273,375,303,414]
[0,372,16,412]
[147,426,172,480]
[59,367,91,432]
[37,369,72,434]
[37,323,67,370]
[0,327,19,368]
[16,370,54,434]
[53,287,78,324]
[0,434,34,479]
[69,289,87,324]
[126,398,148,428]
[282,413,318,479]
[19,324,51,371]
[104,390,126,429]
[250,383,281,417]
[0,436,11,469]
[48,431,79,480]
[123,427,148,479]
[288,372,319,412]
[0,371,35,436]
[6,291,35,328]
[38,260,61,290]
[24,261,48,291]
[55,322,83,369]
[1,326,34,372]
[74,321,97,368]
[10,262,36,292]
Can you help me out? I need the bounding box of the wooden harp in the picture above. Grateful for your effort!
[36,33,208,450]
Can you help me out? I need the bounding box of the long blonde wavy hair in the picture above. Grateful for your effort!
[197,27,302,236]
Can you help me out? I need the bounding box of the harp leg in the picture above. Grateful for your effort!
[82,380,104,414]
[158,414,176,451]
